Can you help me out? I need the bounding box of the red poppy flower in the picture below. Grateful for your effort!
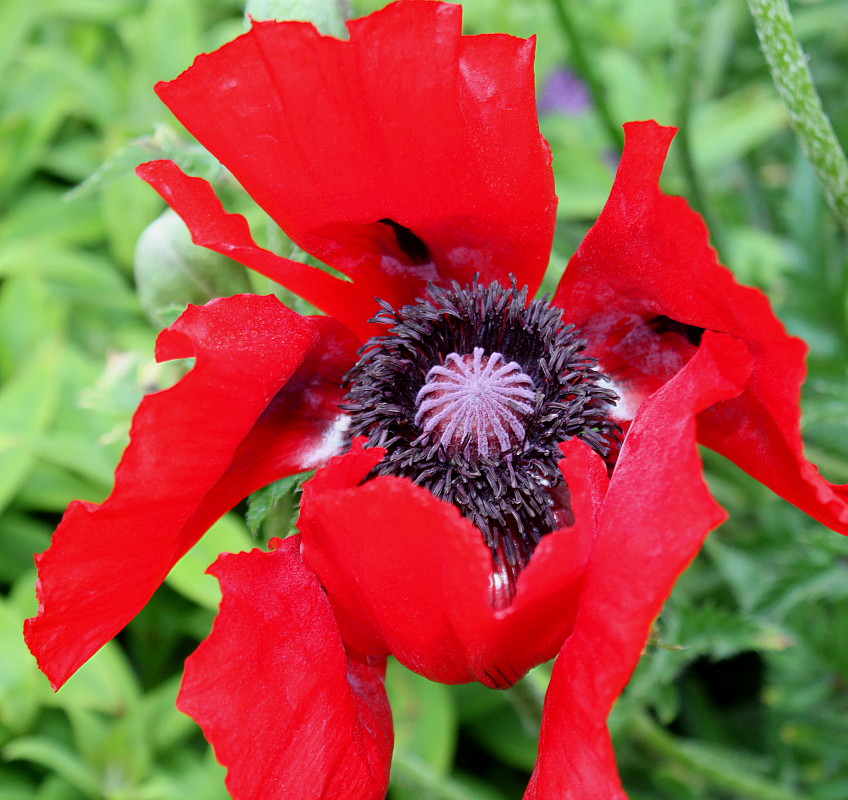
[24,2,848,799]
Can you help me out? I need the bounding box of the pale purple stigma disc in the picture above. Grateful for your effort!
[415,347,536,459]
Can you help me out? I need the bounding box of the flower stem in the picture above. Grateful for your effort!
[505,672,546,734]
[747,0,848,227]
[391,751,486,800]
[630,713,800,800]
[546,0,623,152]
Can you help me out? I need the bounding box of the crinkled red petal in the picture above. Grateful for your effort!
[25,295,358,689]
[154,1,555,311]
[136,160,378,341]
[178,537,392,800]
[554,119,848,534]
[298,438,607,689]
[525,332,752,799]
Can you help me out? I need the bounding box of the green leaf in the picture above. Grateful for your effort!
[674,601,785,660]
[692,86,786,170]
[245,473,311,540]
[245,0,348,37]
[3,737,100,798]
[62,708,110,776]
[542,115,617,220]
[46,639,140,716]
[467,705,538,772]
[0,59,75,205]
[0,271,66,378]
[0,339,62,516]
[0,512,50,584]
[153,747,229,800]
[138,676,195,754]
[723,225,793,290]
[705,537,779,613]
[43,0,139,23]
[14,460,108,514]
[22,46,120,130]
[599,49,672,125]
[36,774,91,800]
[391,750,505,800]
[0,243,137,315]
[66,127,222,202]
[0,189,105,248]
[165,513,253,609]
[0,765,37,800]
[118,0,204,117]
[0,599,45,733]
[0,0,35,82]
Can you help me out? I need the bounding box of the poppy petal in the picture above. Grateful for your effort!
[178,537,392,800]
[555,119,848,534]
[524,332,753,799]
[25,294,358,689]
[154,1,555,310]
[298,438,607,689]
[137,160,377,340]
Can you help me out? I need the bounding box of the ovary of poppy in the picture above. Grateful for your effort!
[23,3,848,800]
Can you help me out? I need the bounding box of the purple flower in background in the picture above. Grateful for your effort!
[538,67,591,115]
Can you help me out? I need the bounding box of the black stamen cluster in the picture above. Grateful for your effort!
[342,279,618,595]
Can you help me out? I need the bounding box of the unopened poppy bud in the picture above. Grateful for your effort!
[134,209,252,329]
[244,0,348,37]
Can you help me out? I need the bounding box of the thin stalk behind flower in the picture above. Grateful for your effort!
[747,0,848,228]
[631,713,800,800]
[673,0,725,257]
[546,0,623,152]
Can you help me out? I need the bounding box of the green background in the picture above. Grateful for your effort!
[1,0,847,798]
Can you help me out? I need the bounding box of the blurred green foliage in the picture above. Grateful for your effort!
[1,0,846,798]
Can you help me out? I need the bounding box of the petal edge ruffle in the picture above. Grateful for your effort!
[178,538,392,800]
[154,1,556,310]
[555,120,848,536]
[25,295,357,689]
[136,160,377,341]
[525,332,753,799]
[299,438,604,688]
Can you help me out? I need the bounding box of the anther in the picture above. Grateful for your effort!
[342,278,619,607]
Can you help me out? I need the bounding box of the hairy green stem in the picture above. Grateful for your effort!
[631,713,800,800]
[747,0,848,227]
[546,0,623,151]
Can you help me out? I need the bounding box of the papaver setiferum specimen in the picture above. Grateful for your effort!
[23,2,848,798]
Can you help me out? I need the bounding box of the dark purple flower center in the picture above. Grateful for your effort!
[342,279,618,606]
